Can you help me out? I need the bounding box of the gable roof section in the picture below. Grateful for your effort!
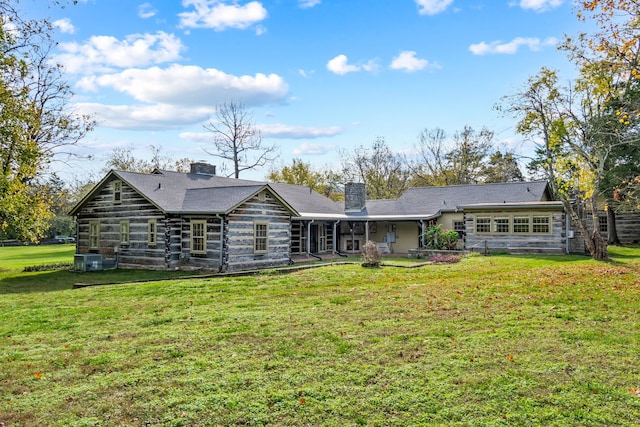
[268,183,343,218]
[366,181,551,218]
[70,169,299,216]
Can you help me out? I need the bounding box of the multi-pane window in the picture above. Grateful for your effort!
[453,220,465,238]
[254,222,268,253]
[191,220,206,254]
[513,216,530,233]
[89,221,100,249]
[598,216,608,233]
[532,216,550,233]
[113,180,122,204]
[148,220,157,247]
[475,217,491,233]
[120,221,130,245]
[494,217,510,233]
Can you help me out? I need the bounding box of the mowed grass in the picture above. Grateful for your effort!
[1,247,640,426]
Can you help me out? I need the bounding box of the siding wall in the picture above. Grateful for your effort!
[75,178,167,269]
[464,210,566,254]
[225,192,292,271]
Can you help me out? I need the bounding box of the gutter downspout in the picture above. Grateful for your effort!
[216,214,225,272]
[333,220,347,257]
[565,209,570,254]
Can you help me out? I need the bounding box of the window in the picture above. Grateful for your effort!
[494,216,510,233]
[532,216,550,233]
[148,220,157,247]
[113,180,122,204]
[475,217,491,233]
[120,221,130,245]
[513,216,530,233]
[191,220,206,254]
[598,216,608,233]
[453,220,465,238]
[254,222,268,253]
[89,221,100,249]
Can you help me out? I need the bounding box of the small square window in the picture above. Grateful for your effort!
[513,216,530,233]
[598,216,608,233]
[494,217,510,233]
[476,217,491,234]
[532,216,550,233]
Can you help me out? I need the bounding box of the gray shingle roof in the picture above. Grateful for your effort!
[114,170,269,213]
[72,167,554,220]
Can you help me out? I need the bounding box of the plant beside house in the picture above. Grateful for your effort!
[423,225,459,250]
[361,240,381,267]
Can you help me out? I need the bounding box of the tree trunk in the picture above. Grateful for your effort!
[588,229,609,261]
[606,207,622,245]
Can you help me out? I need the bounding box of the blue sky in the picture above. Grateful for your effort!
[23,0,589,182]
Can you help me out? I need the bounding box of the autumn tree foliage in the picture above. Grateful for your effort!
[501,0,640,260]
[0,0,94,242]
[266,158,344,201]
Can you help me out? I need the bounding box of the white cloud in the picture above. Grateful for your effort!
[415,0,453,15]
[76,103,214,130]
[326,54,379,75]
[53,18,75,34]
[390,51,431,72]
[299,0,321,8]
[138,2,158,19]
[327,54,359,75]
[178,0,268,31]
[257,123,343,139]
[55,31,184,74]
[469,36,558,55]
[515,0,563,12]
[293,142,336,156]
[77,64,289,107]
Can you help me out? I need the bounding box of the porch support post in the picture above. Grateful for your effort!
[307,220,314,254]
[365,220,369,243]
[333,220,340,254]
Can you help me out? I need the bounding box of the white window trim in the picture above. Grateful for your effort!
[113,180,122,204]
[120,220,130,245]
[254,222,268,254]
[89,221,100,249]
[190,220,207,255]
[475,213,552,235]
[148,219,157,247]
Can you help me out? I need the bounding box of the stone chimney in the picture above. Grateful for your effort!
[345,182,366,212]
[190,162,216,176]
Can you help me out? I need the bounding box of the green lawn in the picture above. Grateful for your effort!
[1,246,640,426]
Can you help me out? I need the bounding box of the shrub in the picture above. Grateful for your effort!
[361,240,381,267]
[429,255,462,264]
[423,225,459,250]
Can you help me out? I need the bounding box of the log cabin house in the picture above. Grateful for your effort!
[70,162,592,272]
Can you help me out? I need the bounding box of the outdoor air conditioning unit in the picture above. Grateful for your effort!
[74,254,103,272]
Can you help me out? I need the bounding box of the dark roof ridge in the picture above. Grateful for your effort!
[407,180,546,190]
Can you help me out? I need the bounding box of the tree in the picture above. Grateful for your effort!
[102,144,193,174]
[340,137,411,200]
[500,67,622,260]
[481,151,525,183]
[569,1,640,243]
[0,0,93,242]
[203,101,277,178]
[410,126,521,186]
[267,158,344,201]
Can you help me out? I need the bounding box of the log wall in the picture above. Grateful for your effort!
[464,210,566,254]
